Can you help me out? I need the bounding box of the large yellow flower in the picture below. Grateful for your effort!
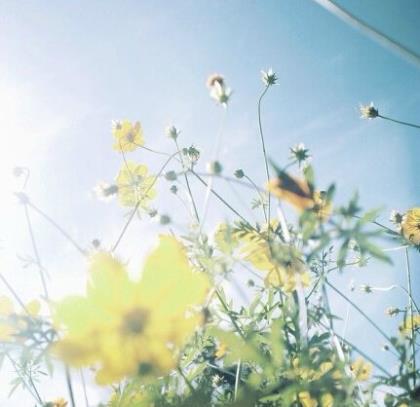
[401,208,420,245]
[116,161,156,208]
[54,236,209,384]
[112,120,144,152]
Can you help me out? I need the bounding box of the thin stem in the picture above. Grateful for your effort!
[0,273,30,315]
[313,0,420,69]
[379,114,420,130]
[23,205,49,301]
[28,202,87,256]
[111,151,179,252]
[234,359,241,401]
[174,139,200,223]
[177,366,195,394]
[326,280,395,347]
[404,248,416,387]
[215,289,246,340]
[244,175,267,222]
[190,171,254,229]
[65,365,76,407]
[80,369,89,407]
[257,86,271,230]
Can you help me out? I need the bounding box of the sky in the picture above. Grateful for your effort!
[0,0,419,405]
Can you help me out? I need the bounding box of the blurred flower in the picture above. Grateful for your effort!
[313,190,332,221]
[164,171,177,181]
[390,209,404,232]
[320,393,334,407]
[116,162,156,209]
[112,120,144,152]
[182,146,200,166]
[360,102,378,119]
[234,169,244,179]
[385,306,400,317]
[290,143,311,168]
[261,68,278,87]
[159,214,171,225]
[215,342,228,359]
[350,357,372,381]
[399,314,420,336]
[165,125,180,140]
[401,207,420,245]
[267,172,314,211]
[54,236,209,384]
[44,398,68,407]
[298,391,318,407]
[206,73,225,89]
[94,182,119,202]
[170,185,178,194]
[360,284,372,293]
[206,160,223,175]
[207,74,232,106]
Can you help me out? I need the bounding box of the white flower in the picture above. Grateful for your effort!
[389,210,403,231]
[261,68,278,86]
[207,73,232,106]
[359,102,378,119]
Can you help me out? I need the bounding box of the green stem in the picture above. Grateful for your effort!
[28,202,87,256]
[177,366,195,394]
[23,205,49,301]
[257,86,271,230]
[215,289,246,340]
[174,140,200,223]
[65,365,76,407]
[404,248,416,387]
[326,280,395,348]
[234,359,241,401]
[379,114,420,129]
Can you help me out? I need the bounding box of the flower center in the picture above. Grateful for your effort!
[121,308,149,335]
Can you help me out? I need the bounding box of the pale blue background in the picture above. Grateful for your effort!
[0,1,419,405]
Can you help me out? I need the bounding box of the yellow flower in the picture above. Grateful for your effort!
[112,120,144,152]
[401,208,420,245]
[26,299,41,317]
[320,393,334,407]
[0,296,14,316]
[399,314,420,336]
[215,342,228,359]
[267,172,314,211]
[298,391,318,407]
[54,236,209,384]
[350,357,372,381]
[313,191,332,221]
[116,161,156,208]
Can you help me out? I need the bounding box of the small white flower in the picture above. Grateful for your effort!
[210,81,232,106]
[261,68,278,86]
[389,210,404,231]
[290,143,311,167]
[359,102,378,119]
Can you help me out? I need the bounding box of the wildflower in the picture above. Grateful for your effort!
[165,125,180,140]
[212,374,222,386]
[44,398,68,407]
[207,160,223,175]
[170,185,178,194]
[389,210,404,228]
[261,68,278,87]
[182,146,200,166]
[116,161,156,208]
[207,73,232,106]
[360,284,372,293]
[215,342,228,359]
[54,236,209,384]
[399,314,420,336]
[206,73,225,89]
[320,393,334,407]
[401,208,420,245]
[350,357,372,381]
[298,391,318,407]
[267,172,314,211]
[94,182,119,202]
[290,143,311,167]
[234,169,244,179]
[360,102,378,119]
[112,120,144,152]
[313,190,332,221]
[385,306,399,317]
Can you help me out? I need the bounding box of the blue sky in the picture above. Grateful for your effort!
[0,1,419,404]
